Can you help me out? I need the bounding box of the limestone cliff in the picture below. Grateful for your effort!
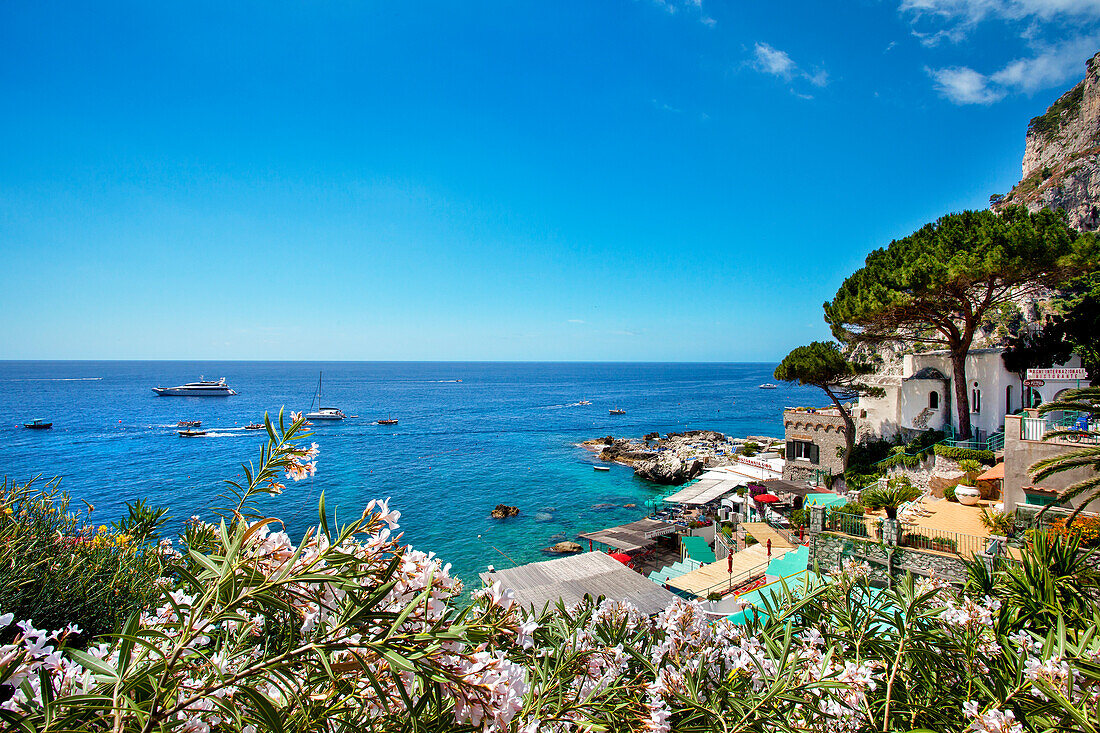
[992,52,1100,231]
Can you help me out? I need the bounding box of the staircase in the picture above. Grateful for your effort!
[647,557,704,585]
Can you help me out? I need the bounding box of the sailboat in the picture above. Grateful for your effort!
[305,372,347,421]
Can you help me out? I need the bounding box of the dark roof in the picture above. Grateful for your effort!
[479,552,681,615]
[577,518,679,553]
[907,367,948,381]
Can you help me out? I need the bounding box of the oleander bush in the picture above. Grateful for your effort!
[4,413,1100,732]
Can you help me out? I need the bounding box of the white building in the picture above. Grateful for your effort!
[857,348,1089,443]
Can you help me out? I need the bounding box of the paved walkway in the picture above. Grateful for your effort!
[666,544,784,596]
[741,522,795,550]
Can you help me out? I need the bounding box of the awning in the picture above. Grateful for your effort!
[578,518,679,553]
[663,478,744,505]
[978,463,1005,481]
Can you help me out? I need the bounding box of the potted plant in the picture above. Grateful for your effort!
[954,459,983,506]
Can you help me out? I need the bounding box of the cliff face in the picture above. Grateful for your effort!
[993,52,1100,231]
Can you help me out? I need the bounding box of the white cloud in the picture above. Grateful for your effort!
[752,42,830,95]
[928,65,1006,103]
[901,0,1100,24]
[650,0,716,26]
[567,319,586,324]
[928,33,1099,103]
[754,43,796,78]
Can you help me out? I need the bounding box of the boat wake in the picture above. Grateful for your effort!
[4,377,103,382]
[194,432,244,438]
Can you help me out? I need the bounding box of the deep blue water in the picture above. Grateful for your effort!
[2,362,819,586]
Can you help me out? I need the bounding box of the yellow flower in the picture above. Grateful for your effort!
[98,525,108,533]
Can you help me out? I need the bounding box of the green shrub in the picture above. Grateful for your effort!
[789,508,808,528]
[861,480,921,511]
[741,441,761,457]
[934,445,996,463]
[0,478,170,641]
[944,483,957,502]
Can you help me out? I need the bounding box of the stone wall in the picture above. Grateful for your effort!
[808,531,971,584]
[783,409,848,480]
[806,505,975,584]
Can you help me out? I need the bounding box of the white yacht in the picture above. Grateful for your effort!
[153,377,237,396]
[305,372,346,421]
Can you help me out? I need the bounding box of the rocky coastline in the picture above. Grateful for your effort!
[581,430,784,485]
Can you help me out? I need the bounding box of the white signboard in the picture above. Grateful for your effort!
[1026,368,1088,381]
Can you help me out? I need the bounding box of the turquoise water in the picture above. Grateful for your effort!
[3,361,821,586]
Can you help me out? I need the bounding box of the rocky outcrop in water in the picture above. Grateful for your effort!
[490,504,519,519]
[993,52,1100,231]
[545,541,582,554]
[634,452,705,485]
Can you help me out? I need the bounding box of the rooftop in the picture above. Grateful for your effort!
[480,551,682,615]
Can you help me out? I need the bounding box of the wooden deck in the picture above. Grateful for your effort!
[741,522,795,550]
[666,544,782,596]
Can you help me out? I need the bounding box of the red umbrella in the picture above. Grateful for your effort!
[755,493,780,503]
[609,552,633,565]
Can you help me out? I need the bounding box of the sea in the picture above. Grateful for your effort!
[3,362,821,587]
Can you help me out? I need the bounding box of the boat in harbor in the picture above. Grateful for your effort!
[609,408,625,415]
[177,420,202,428]
[23,418,52,430]
[305,372,346,421]
[153,378,237,396]
[178,429,207,437]
[244,422,265,430]
[593,465,610,472]
[758,383,778,390]
[578,399,591,405]
[376,418,399,425]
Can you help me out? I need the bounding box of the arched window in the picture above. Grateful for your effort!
[1005,385,1013,415]
[1025,387,1042,409]
[929,391,939,409]
[971,382,981,414]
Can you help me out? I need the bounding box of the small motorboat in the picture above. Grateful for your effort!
[376,418,399,425]
[23,419,52,430]
[244,423,265,430]
[178,429,207,437]
[758,383,778,390]
[593,465,610,472]
[177,420,202,428]
[578,400,591,406]
[609,408,625,415]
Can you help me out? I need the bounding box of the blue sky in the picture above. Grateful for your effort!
[1,1,1097,361]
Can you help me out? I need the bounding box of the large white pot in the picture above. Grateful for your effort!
[955,485,981,506]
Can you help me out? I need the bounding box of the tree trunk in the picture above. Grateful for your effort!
[824,387,856,465]
[950,347,972,439]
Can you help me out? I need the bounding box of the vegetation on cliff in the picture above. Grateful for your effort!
[1029,80,1086,141]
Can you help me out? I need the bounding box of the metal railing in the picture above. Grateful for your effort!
[765,516,802,546]
[825,510,876,539]
[898,523,988,558]
[1021,413,1100,445]
[688,558,771,600]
